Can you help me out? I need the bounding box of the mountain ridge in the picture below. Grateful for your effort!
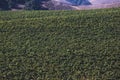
[0,0,120,10]
[47,0,120,10]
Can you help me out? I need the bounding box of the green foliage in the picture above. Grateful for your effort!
[0,0,49,10]
[25,0,43,10]
[0,0,9,10]
[0,8,120,80]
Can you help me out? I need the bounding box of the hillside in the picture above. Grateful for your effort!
[0,8,120,80]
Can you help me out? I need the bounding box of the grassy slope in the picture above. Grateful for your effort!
[0,8,120,80]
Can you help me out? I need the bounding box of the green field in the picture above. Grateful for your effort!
[0,8,120,80]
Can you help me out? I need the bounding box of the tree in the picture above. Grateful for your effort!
[0,0,9,10]
[0,0,49,10]
[7,0,16,9]
[25,0,41,10]
[25,0,49,10]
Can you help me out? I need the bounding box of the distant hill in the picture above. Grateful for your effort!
[0,0,120,10]
[48,0,120,10]
[89,0,120,4]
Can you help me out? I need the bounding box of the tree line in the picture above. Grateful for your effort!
[0,0,49,10]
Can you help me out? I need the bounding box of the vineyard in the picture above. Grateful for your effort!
[0,8,120,80]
